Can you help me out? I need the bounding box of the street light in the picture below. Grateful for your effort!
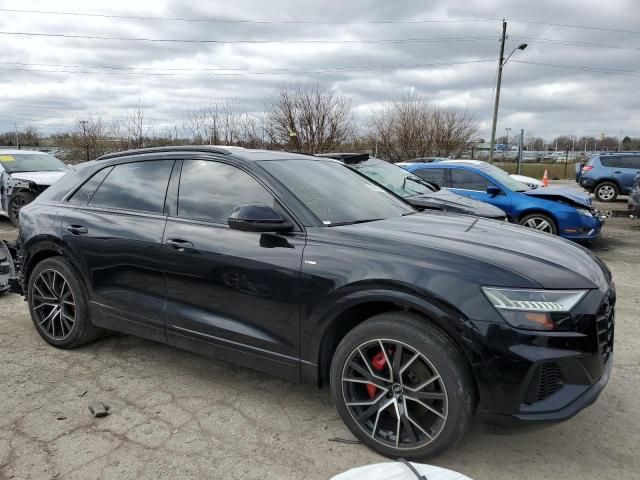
[488,22,528,164]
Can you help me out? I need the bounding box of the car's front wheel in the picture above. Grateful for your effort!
[330,312,475,460]
[27,257,103,348]
[8,191,35,226]
[519,213,558,235]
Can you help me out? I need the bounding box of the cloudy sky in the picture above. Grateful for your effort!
[1,0,639,140]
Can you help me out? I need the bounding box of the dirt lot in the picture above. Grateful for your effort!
[1,187,639,480]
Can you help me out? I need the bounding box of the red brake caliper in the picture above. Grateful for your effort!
[366,350,388,398]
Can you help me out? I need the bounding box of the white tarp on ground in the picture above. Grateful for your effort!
[331,462,473,480]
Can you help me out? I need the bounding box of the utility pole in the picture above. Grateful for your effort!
[79,120,89,161]
[14,123,19,149]
[517,129,524,175]
[489,20,507,164]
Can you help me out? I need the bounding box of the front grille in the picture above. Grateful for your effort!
[536,363,564,402]
[596,297,615,364]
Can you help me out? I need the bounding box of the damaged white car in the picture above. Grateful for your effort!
[0,150,69,225]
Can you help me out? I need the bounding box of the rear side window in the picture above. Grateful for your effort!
[177,160,274,223]
[449,169,492,191]
[600,156,640,169]
[67,167,113,205]
[413,168,447,187]
[89,160,174,213]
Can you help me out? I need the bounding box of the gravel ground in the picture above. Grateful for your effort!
[1,185,638,480]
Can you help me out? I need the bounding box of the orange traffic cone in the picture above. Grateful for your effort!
[542,169,549,187]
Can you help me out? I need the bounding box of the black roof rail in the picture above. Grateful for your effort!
[315,152,370,164]
[96,145,234,161]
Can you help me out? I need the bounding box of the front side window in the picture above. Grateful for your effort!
[178,160,275,223]
[89,160,174,213]
[413,168,447,188]
[449,169,492,191]
[351,159,436,198]
[259,159,414,226]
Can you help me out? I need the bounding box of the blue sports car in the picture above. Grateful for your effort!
[403,160,605,241]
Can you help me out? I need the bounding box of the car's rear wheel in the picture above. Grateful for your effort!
[8,191,35,226]
[330,312,475,460]
[27,257,103,348]
[519,213,557,235]
[594,182,618,202]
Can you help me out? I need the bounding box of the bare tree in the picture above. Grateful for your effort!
[72,116,108,161]
[370,92,478,162]
[265,83,355,153]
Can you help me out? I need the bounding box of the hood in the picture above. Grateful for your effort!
[407,189,506,218]
[522,186,592,208]
[335,213,607,289]
[10,171,67,186]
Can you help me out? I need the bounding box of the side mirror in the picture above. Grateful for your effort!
[228,203,294,233]
[486,186,502,196]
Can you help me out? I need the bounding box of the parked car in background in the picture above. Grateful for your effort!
[316,153,507,220]
[403,160,605,241]
[403,159,545,189]
[578,152,640,202]
[0,150,69,225]
[16,146,614,460]
[629,174,640,218]
[510,173,544,189]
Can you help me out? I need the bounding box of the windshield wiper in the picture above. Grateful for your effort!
[327,218,384,227]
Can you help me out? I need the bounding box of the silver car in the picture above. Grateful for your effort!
[0,150,68,225]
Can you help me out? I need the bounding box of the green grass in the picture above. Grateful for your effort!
[496,163,578,180]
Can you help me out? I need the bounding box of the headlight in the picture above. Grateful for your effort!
[482,287,587,331]
[577,209,593,217]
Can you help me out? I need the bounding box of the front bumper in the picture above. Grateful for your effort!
[560,213,604,241]
[629,193,640,218]
[472,286,615,425]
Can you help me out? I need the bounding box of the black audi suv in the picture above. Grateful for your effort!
[14,146,614,459]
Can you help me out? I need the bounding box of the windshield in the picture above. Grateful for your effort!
[479,163,531,192]
[0,153,67,174]
[259,159,415,226]
[350,159,437,198]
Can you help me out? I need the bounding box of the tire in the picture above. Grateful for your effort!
[330,312,475,460]
[594,182,619,202]
[519,213,558,235]
[27,257,103,348]
[8,191,35,226]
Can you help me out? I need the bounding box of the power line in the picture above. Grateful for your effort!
[0,60,494,74]
[0,59,495,77]
[0,8,499,25]
[0,31,496,44]
[512,60,640,76]
[513,36,640,51]
[512,19,640,35]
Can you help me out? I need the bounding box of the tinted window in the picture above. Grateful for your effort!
[450,169,492,191]
[259,159,414,226]
[413,168,447,187]
[600,156,640,169]
[89,160,174,213]
[178,160,275,223]
[67,167,113,205]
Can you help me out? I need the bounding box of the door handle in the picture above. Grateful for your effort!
[613,171,622,174]
[166,239,193,251]
[66,225,88,235]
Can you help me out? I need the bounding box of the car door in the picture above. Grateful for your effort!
[162,159,305,381]
[62,159,175,342]
[612,156,640,193]
[447,168,513,214]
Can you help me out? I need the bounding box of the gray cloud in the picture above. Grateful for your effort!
[0,0,638,140]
